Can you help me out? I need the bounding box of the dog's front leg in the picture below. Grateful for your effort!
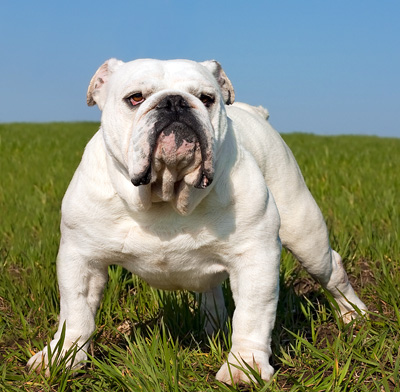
[27,244,108,375]
[216,240,281,385]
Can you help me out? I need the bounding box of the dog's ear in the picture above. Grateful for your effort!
[200,60,235,105]
[87,58,124,110]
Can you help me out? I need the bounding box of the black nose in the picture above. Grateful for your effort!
[156,95,190,113]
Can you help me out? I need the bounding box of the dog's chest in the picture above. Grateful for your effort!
[113,212,230,292]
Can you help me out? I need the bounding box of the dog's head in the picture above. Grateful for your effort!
[87,58,235,214]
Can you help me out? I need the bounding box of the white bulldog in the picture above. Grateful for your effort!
[27,58,367,384]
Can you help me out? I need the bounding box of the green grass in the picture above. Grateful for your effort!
[0,123,399,391]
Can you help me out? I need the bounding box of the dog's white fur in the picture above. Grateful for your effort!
[27,59,367,384]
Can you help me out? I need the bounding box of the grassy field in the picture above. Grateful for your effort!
[0,123,399,391]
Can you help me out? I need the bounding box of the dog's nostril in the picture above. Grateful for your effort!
[158,95,189,112]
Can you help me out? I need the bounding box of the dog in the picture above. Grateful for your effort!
[27,58,367,384]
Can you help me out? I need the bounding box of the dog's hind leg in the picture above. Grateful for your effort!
[199,285,228,335]
[248,125,368,322]
[276,185,367,322]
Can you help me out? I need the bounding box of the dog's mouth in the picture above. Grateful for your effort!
[130,120,214,201]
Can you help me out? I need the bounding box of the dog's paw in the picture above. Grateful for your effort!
[215,349,274,385]
[337,302,368,324]
[26,340,87,377]
[332,290,368,324]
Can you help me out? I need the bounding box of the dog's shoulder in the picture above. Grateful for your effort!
[61,130,118,224]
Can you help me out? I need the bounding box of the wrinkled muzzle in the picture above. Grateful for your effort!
[129,94,214,197]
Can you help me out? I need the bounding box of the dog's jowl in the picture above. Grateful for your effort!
[27,58,367,384]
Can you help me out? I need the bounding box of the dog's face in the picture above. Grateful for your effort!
[87,59,235,214]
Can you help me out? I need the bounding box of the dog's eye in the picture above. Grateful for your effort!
[127,93,145,106]
[199,94,215,108]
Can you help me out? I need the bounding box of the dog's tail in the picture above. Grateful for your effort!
[231,102,270,121]
[253,105,270,120]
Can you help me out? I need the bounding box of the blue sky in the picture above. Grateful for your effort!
[1,0,399,137]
